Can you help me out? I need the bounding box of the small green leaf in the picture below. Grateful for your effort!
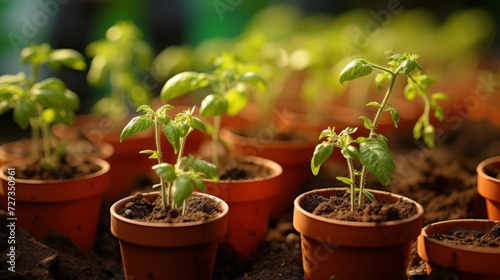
[240,72,267,92]
[423,125,435,148]
[431,93,449,101]
[190,159,219,182]
[160,72,211,101]
[359,138,395,186]
[404,83,417,101]
[120,115,154,142]
[319,128,332,140]
[413,117,424,140]
[49,49,87,71]
[336,176,353,185]
[401,58,421,75]
[225,85,249,116]
[152,163,177,183]
[191,116,206,133]
[63,89,80,110]
[192,177,206,192]
[365,101,381,108]
[152,183,161,189]
[32,88,68,108]
[156,105,173,124]
[432,104,445,122]
[341,145,359,159]
[173,176,194,204]
[140,149,158,159]
[375,72,390,90]
[311,143,334,175]
[0,85,24,98]
[359,116,373,130]
[339,59,373,85]
[13,99,35,129]
[389,107,399,128]
[0,100,10,115]
[362,190,376,202]
[200,93,228,117]
[163,123,180,154]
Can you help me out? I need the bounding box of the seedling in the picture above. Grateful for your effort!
[0,43,86,169]
[311,53,448,211]
[120,105,218,214]
[86,21,154,121]
[160,53,267,167]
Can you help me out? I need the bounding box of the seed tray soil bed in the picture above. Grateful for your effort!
[1,120,499,279]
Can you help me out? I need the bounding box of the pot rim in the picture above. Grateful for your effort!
[420,219,500,254]
[477,155,500,183]
[110,191,229,228]
[294,187,424,227]
[0,156,110,184]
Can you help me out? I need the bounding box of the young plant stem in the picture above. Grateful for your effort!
[39,108,53,167]
[346,158,356,212]
[357,64,402,206]
[154,117,168,209]
[212,115,221,168]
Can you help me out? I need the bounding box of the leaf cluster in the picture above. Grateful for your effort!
[120,105,218,208]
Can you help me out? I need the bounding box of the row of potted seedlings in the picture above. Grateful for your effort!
[1,42,500,279]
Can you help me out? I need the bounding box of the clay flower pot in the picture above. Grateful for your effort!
[0,157,110,252]
[221,127,317,219]
[293,188,424,280]
[477,155,500,219]
[203,155,282,259]
[418,219,500,279]
[110,191,229,280]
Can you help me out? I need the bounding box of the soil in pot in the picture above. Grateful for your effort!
[118,193,224,223]
[13,155,102,180]
[430,222,500,248]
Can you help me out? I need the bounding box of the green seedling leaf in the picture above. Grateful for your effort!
[359,138,395,186]
[200,93,228,118]
[375,72,390,90]
[32,88,68,109]
[173,176,194,204]
[311,143,333,175]
[336,176,353,185]
[341,145,359,159]
[64,89,80,110]
[0,100,10,115]
[192,177,206,192]
[160,72,211,101]
[413,117,424,140]
[339,59,373,85]
[190,159,219,182]
[0,72,26,84]
[225,85,249,116]
[49,49,87,71]
[431,93,449,101]
[152,183,161,189]
[359,116,373,130]
[362,190,376,202]
[87,55,109,86]
[423,125,435,148]
[48,108,75,125]
[404,83,417,101]
[319,128,333,140]
[401,58,421,75]
[0,85,24,98]
[365,101,381,108]
[153,163,177,183]
[163,123,180,154]
[389,107,399,128]
[191,116,206,133]
[13,99,35,129]
[432,103,445,122]
[156,105,173,124]
[139,149,158,159]
[240,72,267,92]
[120,115,154,142]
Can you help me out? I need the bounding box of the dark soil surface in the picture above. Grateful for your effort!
[1,119,500,279]
[11,156,101,180]
[431,222,500,248]
[218,156,274,181]
[301,192,417,222]
[119,193,223,223]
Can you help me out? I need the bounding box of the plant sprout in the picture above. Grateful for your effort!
[160,53,267,168]
[0,43,86,169]
[120,105,218,214]
[86,21,154,121]
[311,53,448,211]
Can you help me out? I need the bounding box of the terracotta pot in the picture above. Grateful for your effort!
[293,188,424,280]
[477,155,500,220]
[52,114,204,203]
[0,157,110,252]
[110,191,229,280]
[203,155,282,259]
[418,219,500,279]
[0,138,114,167]
[221,127,317,219]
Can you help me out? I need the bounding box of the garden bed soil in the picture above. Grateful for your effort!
[1,119,500,279]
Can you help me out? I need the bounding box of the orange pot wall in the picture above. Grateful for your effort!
[477,155,500,220]
[293,188,424,280]
[418,219,500,279]
[110,192,229,280]
[0,157,110,252]
[202,156,282,259]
